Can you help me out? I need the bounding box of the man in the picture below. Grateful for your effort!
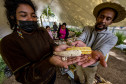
[53,22,58,32]
[72,2,126,84]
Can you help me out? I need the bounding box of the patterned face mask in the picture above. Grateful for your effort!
[18,20,38,33]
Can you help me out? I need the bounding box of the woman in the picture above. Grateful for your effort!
[57,23,69,40]
[0,0,80,83]
[46,26,53,39]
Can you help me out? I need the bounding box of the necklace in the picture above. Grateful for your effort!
[17,26,24,39]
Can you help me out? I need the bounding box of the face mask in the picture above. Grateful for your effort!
[18,20,38,33]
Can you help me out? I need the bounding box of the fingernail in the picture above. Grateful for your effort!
[65,66,68,69]
[82,65,86,68]
[105,64,107,67]
[78,63,81,65]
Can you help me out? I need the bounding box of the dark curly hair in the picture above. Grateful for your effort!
[62,23,66,26]
[46,26,50,29]
[4,0,36,30]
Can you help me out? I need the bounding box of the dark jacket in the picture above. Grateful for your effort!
[0,27,57,84]
[53,24,58,31]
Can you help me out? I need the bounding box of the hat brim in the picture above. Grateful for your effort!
[93,2,126,23]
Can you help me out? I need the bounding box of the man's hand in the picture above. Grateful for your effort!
[77,51,107,67]
[92,51,107,67]
[67,56,83,65]
[55,44,70,52]
[71,40,86,47]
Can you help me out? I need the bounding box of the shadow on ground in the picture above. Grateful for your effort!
[97,48,126,84]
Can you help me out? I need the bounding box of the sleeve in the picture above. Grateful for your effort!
[57,27,61,39]
[56,25,58,28]
[15,57,55,83]
[65,28,69,39]
[97,36,118,56]
[0,37,30,73]
[0,37,55,83]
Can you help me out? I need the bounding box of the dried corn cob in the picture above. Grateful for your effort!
[54,47,92,61]
[54,50,82,61]
[54,50,82,57]
[66,47,92,54]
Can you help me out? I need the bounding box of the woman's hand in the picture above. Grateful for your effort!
[49,55,82,68]
[49,55,68,68]
[71,40,86,47]
[77,51,107,67]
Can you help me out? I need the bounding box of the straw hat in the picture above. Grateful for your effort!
[93,2,126,23]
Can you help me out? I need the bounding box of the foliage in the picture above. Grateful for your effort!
[68,28,76,32]
[0,39,6,72]
[115,32,126,45]
[68,28,82,37]
[42,6,55,17]
[0,39,6,83]
[0,56,6,72]
[0,71,5,84]
[0,56,6,84]
[75,32,82,37]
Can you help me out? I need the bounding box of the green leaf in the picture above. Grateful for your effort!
[42,6,55,17]
[115,32,126,45]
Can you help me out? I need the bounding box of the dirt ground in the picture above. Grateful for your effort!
[2,48,126,84]
[97,48,126,84]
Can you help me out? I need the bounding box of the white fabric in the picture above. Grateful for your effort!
[0,0,126,37]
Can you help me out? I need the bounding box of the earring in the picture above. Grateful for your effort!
[17,26,24,39]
